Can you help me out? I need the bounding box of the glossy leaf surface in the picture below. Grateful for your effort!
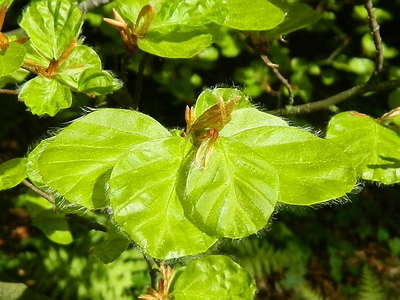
[110,137,217,259]
[172,255,256,300]
[37,109,171,209]
[18,76,72,116]
[0,43,26,77]
[183,137,279,238]
[19,0,83,61]
[326,111,400,184]
[0,157,27,190]
[116,0,284,58]
[231,125,356,205]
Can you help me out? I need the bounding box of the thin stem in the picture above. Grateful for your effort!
[365,0,383,77]
[261,55,294,105]
[132,53,148,110]
[271,78,400,115]
[143,253,159,290]
[21,179,55,204]
[0,89,18,95]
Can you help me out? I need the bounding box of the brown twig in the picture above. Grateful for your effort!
[21,179,55,204]
[365,0,383,78]
[271,78,400,115]
[261,55,294,105]
[0,89,18,95]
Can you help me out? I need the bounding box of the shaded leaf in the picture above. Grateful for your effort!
[0,157,27,190]
[172,255,256,300]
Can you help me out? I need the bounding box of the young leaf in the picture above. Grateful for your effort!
[182,137,279,238]
[24,192,73,245]
[77,69,122,96]
[109,137,217,259]
[223,0,284,30]
[0,157,27,190]
[36,109,172,210]
[19,0,83,61]
[172,255,256,300]
[326,111,400,184]
[0,42,26,77]
[90,222,130,264]
[228,119,356,205]
[18,76,72,116]
[265,1,322,39]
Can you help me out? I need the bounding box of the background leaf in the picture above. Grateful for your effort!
[265,1,322,39]
[110,137,217,259]
[0,157,27,190]
[18,76,72,116]
[172,255,256,300]
[326,111,400,184]
[37,109,171,210]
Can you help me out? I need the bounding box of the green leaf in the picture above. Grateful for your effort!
[228,118,356,205]
[182,137,279,238]
[18,76,72,116]
[25,192,73,245]
[172,255,256,300]
[110,137,217,259]
[77,69,122,96]
[0,282,52,300]
[90,222,130,264]
[55,45,102,90]
[0,43,26,77]
[326,111,400,184]
[223,0,284,30]
[19,0,83,61]
[27,137,54,187]
[194,88,252,117]
[265,1,322,39]
[37,108,171,210]
[138,30,213,58]
[0,157,27,190]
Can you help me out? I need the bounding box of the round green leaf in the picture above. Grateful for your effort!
[231,126,356,205]
[183,137,279,238]
[138,31,213,58]
[0,157,27,190]
[37,108,171,210]
[194,88,252,118]
[19,76,72,116]
[19,0,83,61]
[77,69,122,96]
[55,45,102,90]
[110,137,217,259]
[33,209,73,245]
[326,111,400,184]
[223,0,284,30]
[0,43,26,77]
[172,255,256,300]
